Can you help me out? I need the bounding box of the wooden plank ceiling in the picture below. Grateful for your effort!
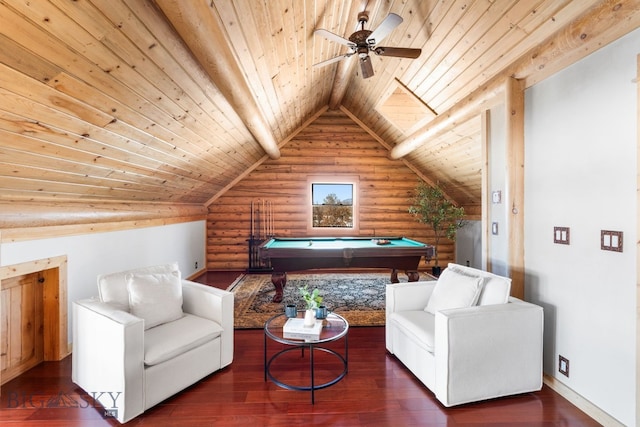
[0,0,638,211]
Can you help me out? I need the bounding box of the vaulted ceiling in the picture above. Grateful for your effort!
[1,0,638,211]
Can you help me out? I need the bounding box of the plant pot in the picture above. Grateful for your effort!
[285,304,297,318]
[432,266,442,277]
[315,305,327,319]
[303,309,316,327]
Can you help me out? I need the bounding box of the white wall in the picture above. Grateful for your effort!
[488,103,510,276]
[0,220,206,344]
[455,220,481,268]
[524,29,638,426]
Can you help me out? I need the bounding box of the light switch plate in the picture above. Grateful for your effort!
[491,190,501,204]
[554,227,570,245]
[601,230,623,252]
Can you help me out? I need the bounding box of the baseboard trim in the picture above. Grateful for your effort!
[543,374,624,426]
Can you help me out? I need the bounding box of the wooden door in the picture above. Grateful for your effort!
[1,272,44,384]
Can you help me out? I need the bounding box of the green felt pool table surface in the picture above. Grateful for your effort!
[261,236,428,249]
[258,237,435,302]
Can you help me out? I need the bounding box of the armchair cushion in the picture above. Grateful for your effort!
[447,263,511,306]
[127,270,183,329]
[390,310,435,352]
[98,262,180,311]
[144,314,223,366]
[424,267,483,314]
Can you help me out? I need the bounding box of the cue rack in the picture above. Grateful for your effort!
[247,199,274,272]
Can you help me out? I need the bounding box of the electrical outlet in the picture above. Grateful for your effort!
[559,355,569,377]
[194,261,198,269]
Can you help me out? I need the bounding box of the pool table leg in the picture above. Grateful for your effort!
[271,272,287,303]
[406,271,420,282]
[391,269,420,283]
[390,269,399,283]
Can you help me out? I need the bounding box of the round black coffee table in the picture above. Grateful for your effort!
[263,312,349,403]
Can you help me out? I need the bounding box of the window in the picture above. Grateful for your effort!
[308,177,358,232]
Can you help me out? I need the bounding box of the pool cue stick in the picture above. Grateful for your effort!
[268,200,272,236]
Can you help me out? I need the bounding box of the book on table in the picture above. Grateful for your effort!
[283,318,323,340]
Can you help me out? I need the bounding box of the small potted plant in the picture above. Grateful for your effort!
[409,181,466,276]
[299,285,323,327]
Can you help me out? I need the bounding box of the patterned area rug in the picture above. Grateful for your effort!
[228,272,435,329]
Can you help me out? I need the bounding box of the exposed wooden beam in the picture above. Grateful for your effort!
[154,0,281,159]
[204,106,329,207]
[328,57,356,110]
[481,109,490,271]
[0,200,206,242]
[505,77,525,299]
[389,79,504,159]
[519,0,640,87]
[636,52,640,427]
[390,0,640,159]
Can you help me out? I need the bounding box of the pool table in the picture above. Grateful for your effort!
[258,237,435,302]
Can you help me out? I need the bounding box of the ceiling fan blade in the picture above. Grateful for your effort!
[367,13,403,45]
[314,29,354,48]
[359,55,374,79]
[374,46,422,59]
[313,52,354,68]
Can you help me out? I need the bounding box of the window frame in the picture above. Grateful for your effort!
[306,175,359,235]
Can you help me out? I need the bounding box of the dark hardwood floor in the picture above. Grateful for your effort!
[191,269,244,290]
[0,271,601,426]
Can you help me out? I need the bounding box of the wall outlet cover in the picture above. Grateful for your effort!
[554,227,570,245]
[601,230,623,252]
[559,355,569,377]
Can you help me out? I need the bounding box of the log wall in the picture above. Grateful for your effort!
[0,201,206,243]
[207,110,458,271]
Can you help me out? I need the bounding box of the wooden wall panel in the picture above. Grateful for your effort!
[0,272,44,385]
[207,110,459,271]
[0,256,68,387]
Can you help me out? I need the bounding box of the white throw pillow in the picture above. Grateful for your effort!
[98,262,180,311]
[126,271,184,330]
[446,263,511,305]
[424,268,483,314]
[477,276,511,305]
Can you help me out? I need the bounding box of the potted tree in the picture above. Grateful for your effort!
[408,182,466,276]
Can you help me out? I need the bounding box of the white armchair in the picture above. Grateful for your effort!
[386,263,543,407]
[72,263,233,423]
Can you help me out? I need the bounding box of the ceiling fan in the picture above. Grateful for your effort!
[313,12,422,79]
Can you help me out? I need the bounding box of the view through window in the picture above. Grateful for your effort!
[311,183,353,228]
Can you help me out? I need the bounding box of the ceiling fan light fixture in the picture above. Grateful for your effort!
[313,12,418,79]
[349,30,373,45]
[360,56,374,79]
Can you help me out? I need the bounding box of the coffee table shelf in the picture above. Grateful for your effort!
[263,312,349,403]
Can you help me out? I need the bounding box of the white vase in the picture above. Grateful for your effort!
[303,309,316,327]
